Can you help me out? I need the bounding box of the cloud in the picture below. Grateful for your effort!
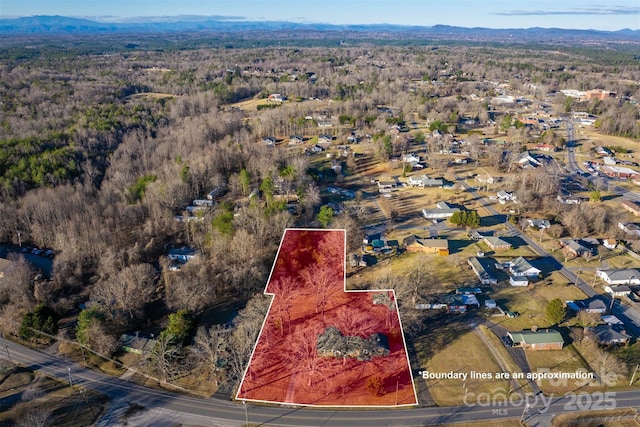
[496,6,640,16]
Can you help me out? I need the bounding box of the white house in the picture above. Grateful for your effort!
[557,194,582,204]
[510,276,529,287]
[318,134,333,145]
[509,257,541,278]
[618,222,640,236]
[497,190,516,202]
[422,201,460,219]
[475,174,495,185]
[518,151,543,168]
[403,154,421,163]
[597,269,640,285]
[527,219,551,229]
[407,175,443,188]
[604,285,632,297]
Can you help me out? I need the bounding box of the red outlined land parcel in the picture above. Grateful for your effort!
[236,229,417,406]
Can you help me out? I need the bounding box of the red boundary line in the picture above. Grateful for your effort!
[235,228,418,408]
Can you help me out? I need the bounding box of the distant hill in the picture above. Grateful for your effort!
[1,15,638,43]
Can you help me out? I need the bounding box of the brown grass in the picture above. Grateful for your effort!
[0,367,107,426]
[525,344,593,394]
[420,330,510,406]
[552,408,639,427]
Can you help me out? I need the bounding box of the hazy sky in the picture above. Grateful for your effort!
[2,0,639,31]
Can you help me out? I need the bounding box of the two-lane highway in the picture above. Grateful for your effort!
[4,336,640,426]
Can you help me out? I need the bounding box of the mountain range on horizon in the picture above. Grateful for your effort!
[1,15,639,42]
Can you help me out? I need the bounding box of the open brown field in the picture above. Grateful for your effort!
[419,329,511,406]
[525,344,593,394]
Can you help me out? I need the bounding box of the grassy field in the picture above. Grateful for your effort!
[347,249,476,292]
[417,329,511,406]
[525,344,593,394]
[489,278,587,330]
[552,408,639,427]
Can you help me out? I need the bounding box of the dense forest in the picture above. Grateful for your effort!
[0,34,639,391]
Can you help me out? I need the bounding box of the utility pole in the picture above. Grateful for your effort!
[242,401,248,427]
[4,346,12,364]
[520,403,530,423]
[630,363,639,386]
[67,366,73,389]
[395,380,399,406]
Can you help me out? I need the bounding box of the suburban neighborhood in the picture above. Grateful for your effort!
[0,11,639,427]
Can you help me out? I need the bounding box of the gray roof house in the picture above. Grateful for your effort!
[604,284,632,297]
[586,325,632,346]
[407,175,444,188]
[422,201,460,219]
[118,333,158,355]
[597,269,640,285]
[528,219,551,229]
[560,239,592,257]
[483,236,512,251]
[509,257,541,277]
[468,257,498,285]
[577,298,608,314]
[618,222,640,236]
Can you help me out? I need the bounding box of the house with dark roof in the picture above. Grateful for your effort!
[560,239,592,257]
[439,293,479,313]
[507,329,564,351]
[468,257,498,285]
[586,324,631,346]
[576,298,608,314]
[456,286,482,295]
[604,284,632,297]
[118,333,158,355]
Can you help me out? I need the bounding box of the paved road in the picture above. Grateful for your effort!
[563,120,640,334]
[4,336,640,426]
